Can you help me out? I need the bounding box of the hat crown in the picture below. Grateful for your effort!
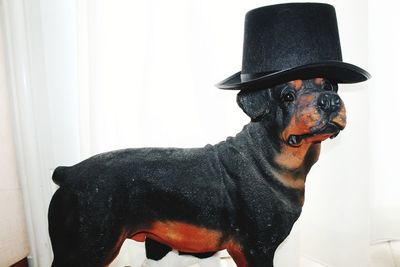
[242,3,343,75]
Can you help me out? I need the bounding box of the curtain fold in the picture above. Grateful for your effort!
[368,0,400,243]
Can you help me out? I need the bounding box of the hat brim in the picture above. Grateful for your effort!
[216,61,371,90]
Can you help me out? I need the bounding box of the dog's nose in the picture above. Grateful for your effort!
[317,93,341,112]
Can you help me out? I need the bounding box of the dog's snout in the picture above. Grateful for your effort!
[317,93,341,112]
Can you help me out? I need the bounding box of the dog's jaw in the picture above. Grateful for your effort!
[287,120,345,147]
[282,94,347,147]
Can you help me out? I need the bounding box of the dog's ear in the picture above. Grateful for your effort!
[237,89,270,121]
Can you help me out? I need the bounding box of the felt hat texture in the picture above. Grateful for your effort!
[216,3,370,90]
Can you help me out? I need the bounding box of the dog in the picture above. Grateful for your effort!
[48,78,346,267]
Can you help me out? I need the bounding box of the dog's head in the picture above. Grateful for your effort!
[237,78,346,147]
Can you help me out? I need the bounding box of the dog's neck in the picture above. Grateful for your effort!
[217,121,321,191]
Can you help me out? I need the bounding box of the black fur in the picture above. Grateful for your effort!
[237,89,271,121]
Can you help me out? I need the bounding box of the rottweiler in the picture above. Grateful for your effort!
[48,78,346,267]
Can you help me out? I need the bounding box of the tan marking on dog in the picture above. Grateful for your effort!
[270,168,306,189]
[288,80,303,90]
[275,143,312,173]
[131,221,223,253]
[305,134,333,144]
[274,144,321,190]
[132,223,250,266]
[282,115,308,142]
[131,232,146,242]
[300,195,305,206]
[227,241,248,267]
[297,108,321,129]
[331,104,347,129]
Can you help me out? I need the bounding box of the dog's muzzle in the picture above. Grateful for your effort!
[286,92,346,147]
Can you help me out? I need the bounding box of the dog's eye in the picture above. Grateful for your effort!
[281,90,296,102]
[323,81,338,92]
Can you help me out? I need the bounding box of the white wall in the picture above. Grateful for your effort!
[0,8,30,265]
[368,0,400,243]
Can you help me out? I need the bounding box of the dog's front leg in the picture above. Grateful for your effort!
[227,213,294,267]
[247,240,277,267]
[228,236,278,267]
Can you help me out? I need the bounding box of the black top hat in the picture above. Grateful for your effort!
[216,3,370,90]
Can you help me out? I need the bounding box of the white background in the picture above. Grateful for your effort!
[1,0,399,266]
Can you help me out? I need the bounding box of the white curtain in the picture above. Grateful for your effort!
[2,0,399,266]
[368,0,400,243]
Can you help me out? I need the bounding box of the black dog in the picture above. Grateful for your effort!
[48,78,346,267]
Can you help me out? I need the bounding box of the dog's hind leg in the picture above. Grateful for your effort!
[145,238,172,260]
[48,187,127,267]
[48,187,81,266]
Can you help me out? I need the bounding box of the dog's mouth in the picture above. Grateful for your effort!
[287,121,344,147]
